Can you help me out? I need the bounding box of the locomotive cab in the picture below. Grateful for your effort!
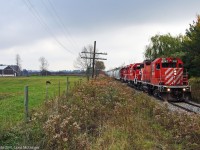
[127,64,134,82]
[141,60,151,82]
[120,66,129,82]
[132,63,142,85]
[151,58,184,85]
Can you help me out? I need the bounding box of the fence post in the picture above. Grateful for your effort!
[59,80,60,97]
[66,77,70,97]
[46,84,48,100]
[24,86,29,123]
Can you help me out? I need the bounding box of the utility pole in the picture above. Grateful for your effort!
[81,41,107,79]
[92,41,96,78]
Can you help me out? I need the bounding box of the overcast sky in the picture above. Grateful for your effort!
[0,0,200,71]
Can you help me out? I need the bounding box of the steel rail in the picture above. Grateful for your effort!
[184,101,200,108]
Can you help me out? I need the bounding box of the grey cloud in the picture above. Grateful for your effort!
[0,0,200,70]
[52,0,200,29]
[1,0,200,45]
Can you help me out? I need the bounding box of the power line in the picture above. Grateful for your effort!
[41,0,80,52]
[81,52,107,55]
[80,57,107,60]
[23,0,75,55]
[47,0,81,51]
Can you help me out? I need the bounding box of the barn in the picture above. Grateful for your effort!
[0,65,21,77]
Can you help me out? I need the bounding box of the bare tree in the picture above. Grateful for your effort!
[74,45,94,70]
[39,57,49,76]
[74,45,99,80]
[16,54,22,75]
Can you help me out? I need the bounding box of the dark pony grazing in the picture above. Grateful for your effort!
[46,81,51,85]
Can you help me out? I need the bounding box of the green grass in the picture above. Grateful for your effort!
[0,75,85,130]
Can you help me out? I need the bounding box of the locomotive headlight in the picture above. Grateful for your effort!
[183,88,186,92]
[174,70,177,75]
[167,88,171,92]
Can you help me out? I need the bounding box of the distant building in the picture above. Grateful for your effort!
[0,65,21,77]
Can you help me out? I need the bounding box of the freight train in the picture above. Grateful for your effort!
[107,57,191,101]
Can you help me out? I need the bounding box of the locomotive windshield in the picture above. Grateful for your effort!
[162,62,177,68]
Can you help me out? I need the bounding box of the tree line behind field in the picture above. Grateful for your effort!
[144,15,200,77]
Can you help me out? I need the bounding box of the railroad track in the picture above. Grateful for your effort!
[185,101,200,108]
[169,101,200,114]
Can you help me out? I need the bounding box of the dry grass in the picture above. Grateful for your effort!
[1,76,200,149]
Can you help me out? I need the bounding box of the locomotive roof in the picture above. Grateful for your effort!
[152,57,183,64]
[122,63,142,69]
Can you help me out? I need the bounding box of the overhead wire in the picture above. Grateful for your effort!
[40,0,77,51]
[22,0,75,55]
[44,0,81,52]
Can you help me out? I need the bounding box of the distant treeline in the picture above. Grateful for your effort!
[144,15,200,77]
[22,70,85,76]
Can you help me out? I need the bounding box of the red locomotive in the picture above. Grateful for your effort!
[139,58,191,101]
[128,63,142,85]
[107,57,191,101]
[120,63,142,84]
[120,66,127,81]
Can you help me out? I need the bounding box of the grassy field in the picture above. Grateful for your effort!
[0,75,85,131]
